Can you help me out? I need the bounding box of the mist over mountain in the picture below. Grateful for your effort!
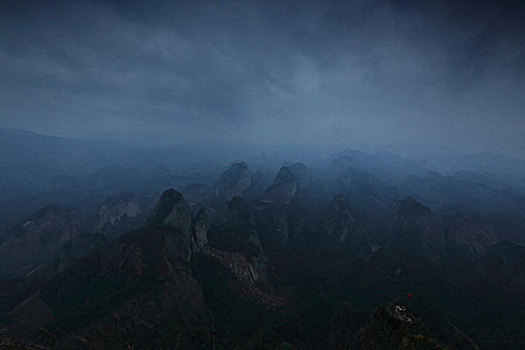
[0,127,524,348]
[1,0,525,348]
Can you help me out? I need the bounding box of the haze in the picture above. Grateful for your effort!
[2,3,525,348]
[1,0,524,156]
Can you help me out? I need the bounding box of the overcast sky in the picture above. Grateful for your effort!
[1,0,524,155]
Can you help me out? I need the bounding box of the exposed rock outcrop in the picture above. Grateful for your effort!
[95,192,143,238]
[148,189,194,262]
[355,304,478,349]
[207,196,272,293]
[193,208,209,248]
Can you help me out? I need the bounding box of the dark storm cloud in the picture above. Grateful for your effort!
[1,0,524,154]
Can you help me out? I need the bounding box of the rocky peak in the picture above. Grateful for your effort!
[356,304,469,349]
[147,189,193,261]
[215,162,252,201]
[148,190,189,229]
[263,166,297,203]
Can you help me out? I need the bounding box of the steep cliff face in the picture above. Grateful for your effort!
[206,196,273,294]
[327,195,356,244]
[193,208,209,248]
[0,205,88,278]
[147,189,194,262]
[95,192,144,238]
[215,162,252,201]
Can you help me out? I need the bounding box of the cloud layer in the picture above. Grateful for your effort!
[1,0,524,155]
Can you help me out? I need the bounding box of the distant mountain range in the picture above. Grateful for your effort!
[0,153,524,348]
